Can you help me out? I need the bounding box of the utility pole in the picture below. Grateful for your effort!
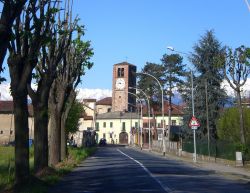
[191,71,197,163]
[205,80,210,159]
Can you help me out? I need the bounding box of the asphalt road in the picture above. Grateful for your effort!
[49,146,250,193]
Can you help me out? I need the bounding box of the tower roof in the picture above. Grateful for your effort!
[114,61,136,67]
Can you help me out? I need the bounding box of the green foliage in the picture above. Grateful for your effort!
[161,53,186,90]
[137,62,164,106]
[66,101,84,134]
[217,107,250,143]
[187,30,228,139]
[161,53,186,112]
[0,146,15,190]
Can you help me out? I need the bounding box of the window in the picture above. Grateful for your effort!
[0,130,3,134]
[172,120,177,126]
[135,122,138,128]
[10,130,13,135]
[110,122,113,128]
[122,122,126,130]
[96,122,99,130]
[117,68,124,77]
[103,122,106,128]
[103,133,106,139]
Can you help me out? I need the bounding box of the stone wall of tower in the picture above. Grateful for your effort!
[112,62,136,112]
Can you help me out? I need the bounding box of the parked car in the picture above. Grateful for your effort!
[99,138,107,146]
[67,139,77,147]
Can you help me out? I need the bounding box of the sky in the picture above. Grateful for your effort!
[72,0,250,90]
[1,0,250,100]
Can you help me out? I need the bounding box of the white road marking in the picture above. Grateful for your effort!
[117,149,173,193]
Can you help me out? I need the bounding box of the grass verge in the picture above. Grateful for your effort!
[0,146,96,193]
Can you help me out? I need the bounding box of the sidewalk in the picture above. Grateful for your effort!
[130,146,250,182]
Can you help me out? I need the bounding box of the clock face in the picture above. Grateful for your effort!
[116,78,125,90]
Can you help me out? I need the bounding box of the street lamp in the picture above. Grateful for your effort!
[128,92,143,149]
[129,87,151,150]
[167,46,197,162]
[136,72,166,154]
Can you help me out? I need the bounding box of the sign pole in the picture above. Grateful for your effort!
[191,71,197,162]
[189,119,199,163]
[193,127,197,162]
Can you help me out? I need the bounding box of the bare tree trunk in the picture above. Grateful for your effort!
[49,104,61,166]
[61,91,76,159]
[49,79,67,165]
[28,75,54,172]
[8,53,30,186]
[60,114,67,160]
[237,90,246,145]
[13,93,29,186]
[33,104,48,172]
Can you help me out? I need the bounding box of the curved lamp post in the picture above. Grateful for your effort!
[129,87,151,150]
[136,72,166,154]
[128,92,143,149]
[167,46,198,162]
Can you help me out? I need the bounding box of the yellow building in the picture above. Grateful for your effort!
[0,101,34,145]
[95,111,142,144]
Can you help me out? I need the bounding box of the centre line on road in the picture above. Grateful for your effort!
[117,149,173,193]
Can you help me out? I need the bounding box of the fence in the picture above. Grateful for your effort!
[151,138,250,164]
[182,139,250,161]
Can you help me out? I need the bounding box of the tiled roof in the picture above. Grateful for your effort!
[97,111,139,119]
[114,61,136,67]
[84,115,94,120]
[96,97,112,105]
[0,101,13,113]
[142,101,184,116]
[82,99,96,103]
[0,101,33,116]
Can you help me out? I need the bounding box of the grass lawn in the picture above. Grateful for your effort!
[0,146,96,193]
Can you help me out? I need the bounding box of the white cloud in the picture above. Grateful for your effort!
[0,83,12,100]
[221,77,250,97]
[0,83,112,101]
[76,88,112,101]
[1,78,249,101]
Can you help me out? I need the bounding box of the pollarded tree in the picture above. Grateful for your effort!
[49,27,93,165]
[0,0,27,74]
[7,0,58,186]
[189,30,227,139]
[222,45,250,145]
[27,1,75,173]
[161,53,186,130]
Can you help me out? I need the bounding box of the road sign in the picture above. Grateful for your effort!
[189,116,200,127]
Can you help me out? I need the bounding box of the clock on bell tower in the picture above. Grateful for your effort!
[112,62,137,112]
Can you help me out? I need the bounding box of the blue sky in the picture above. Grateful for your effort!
[2,1,250,90]
[74,0,250,89]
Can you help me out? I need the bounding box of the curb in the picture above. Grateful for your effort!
[128,145,250,182]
